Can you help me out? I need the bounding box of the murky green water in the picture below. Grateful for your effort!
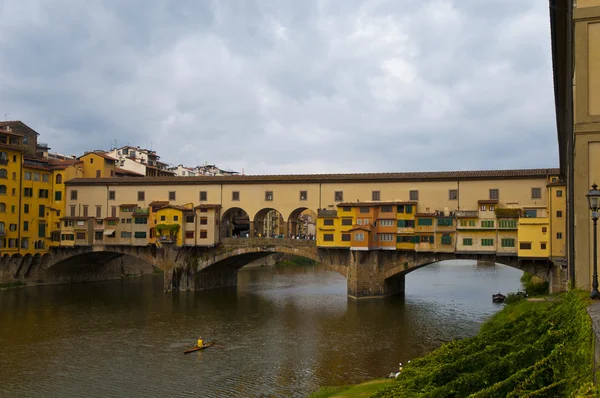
[0,260,523,397]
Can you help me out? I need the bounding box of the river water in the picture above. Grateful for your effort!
[0,260,523,397]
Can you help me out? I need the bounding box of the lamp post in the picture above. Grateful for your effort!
[587,183,600,299]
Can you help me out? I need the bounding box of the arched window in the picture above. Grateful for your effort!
[0,203,5,212]
[56,174,63,184]
[0,152,7,163]
[0,169,6,178]
[0,185,6,195]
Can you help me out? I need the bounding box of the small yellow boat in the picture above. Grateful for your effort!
[184,340,215,354]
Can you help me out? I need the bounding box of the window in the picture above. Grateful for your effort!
[24,172,31,180]
[169,191,176,201]
[323,234,334,242]
[541,243,547,250]
[76,232,86,240]
[111,206,117,217]
[520,242,532,250]
[557,210,563,218]
[499,219,517,228]
[524,209,537,218]
[501,238,515,247]
[134,217,148,224]
[138,191,145,201]
[334,191,343,201]
[83,206,88,217]
[397,220,415,228]
[441,234,452,245]
[95,231,103,240]
[417,218,433,226]
[449,189,458,200]
[90,158,94,164]
[109,191,115,200]
[354,233,364,241]
[0,169,6,179]
[341,233,351,241]
[232,191,240,201]
[380,234,394,242]
[96,170,101,178]
[38,205,45,217]
[299,191,307,201]
[409,190,418,201]
[23,221,29,231]
[134,232,147,239]
[481,220,494,228]
[341,207,351,212]
[70,205,76,217]
[96,206,102,218]
[21,238,29,249]
[556,190,563,197]
[160,215,166,221]
[380,219,394,226]
[372,191,380,201]
[323,219,334,226]
[9,224,17,231]
[55,191,62,201]
[200,217,208,225]
[531,188,541,199]
[56,174,63,184]
[542,227,547,233]
[489,189,499,200]
[120,231,132,238]
[33,173,39,181]
[173,215,179,222]
[342,218,353,226]
[437,218,453,227]
[199,208,208,213]
[480,205,486,211]
[359,207,369,214]
[420,235,434,244]
[185,231,194,239]
[185,215,194,223]
[23,204,29,214]
[481,239,494,246]
[24,188,33,197]
[489,205,495,211]
[265,191,273,201]
[200,191,207,201]
[200,230,208,239]
[557,232,563,239]
[381,206,393,213]
[0,202,4,213]
[71,190,78,200]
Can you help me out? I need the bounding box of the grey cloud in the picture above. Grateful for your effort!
[0,0,558,174]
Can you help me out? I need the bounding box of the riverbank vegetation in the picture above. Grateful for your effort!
[370,291,594,397]
[521,272,549,296]
[275,255,317,268]
[0,281,26,289]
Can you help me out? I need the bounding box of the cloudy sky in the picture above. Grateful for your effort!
[0,0,557,175]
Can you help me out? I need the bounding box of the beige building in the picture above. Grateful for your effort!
[550,0,600,289]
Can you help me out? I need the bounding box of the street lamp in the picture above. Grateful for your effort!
[587,183,600,299]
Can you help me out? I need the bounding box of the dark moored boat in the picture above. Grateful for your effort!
[184,341,216,354]
[492,293,506,303]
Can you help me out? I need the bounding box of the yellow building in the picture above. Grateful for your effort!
[78,152,116,178]
[0,128,25,253]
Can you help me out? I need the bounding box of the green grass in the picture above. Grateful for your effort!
[275,255,317,268]
[309,380,394,398]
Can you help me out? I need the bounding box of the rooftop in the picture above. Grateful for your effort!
[66,168,560,186]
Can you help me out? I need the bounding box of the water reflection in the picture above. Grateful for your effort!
[0,260,522,397]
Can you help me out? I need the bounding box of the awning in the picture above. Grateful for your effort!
[103,229,116,235]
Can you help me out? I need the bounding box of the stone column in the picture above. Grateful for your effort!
[249,221,255,237]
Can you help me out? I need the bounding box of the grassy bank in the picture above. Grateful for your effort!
[312,291,596,397]
[0,281,26,289]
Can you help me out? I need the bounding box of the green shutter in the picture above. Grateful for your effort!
[406,205,412,214]
[429,235,434,244]
[38,223,46,238]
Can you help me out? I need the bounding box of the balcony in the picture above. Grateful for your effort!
[318,209,338,217]
[455,210,479,218]
[133,207,150,216]
[0,159,8,165]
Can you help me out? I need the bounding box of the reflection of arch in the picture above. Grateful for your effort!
[287,207,317,238]
[221,207,250,238]
[254,208,285,238]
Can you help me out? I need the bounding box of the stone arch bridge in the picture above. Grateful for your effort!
[1,239,565,298]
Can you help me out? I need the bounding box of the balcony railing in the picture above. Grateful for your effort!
[0,159,8,165]
[455,210,478,218]
[134,207,150,215]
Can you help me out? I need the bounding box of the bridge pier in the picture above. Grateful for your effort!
[346,250,407,299]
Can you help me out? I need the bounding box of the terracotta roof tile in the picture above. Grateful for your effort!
[148,201,169,206]
[119,204,138,208]
[0,121,40,135]
[115,167,145,176]
[194,204,222,209]
[65,168,561,186]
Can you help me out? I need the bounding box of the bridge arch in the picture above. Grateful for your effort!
[221,207,251,238]
[287,207,317,238]
[253,208,285,238]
